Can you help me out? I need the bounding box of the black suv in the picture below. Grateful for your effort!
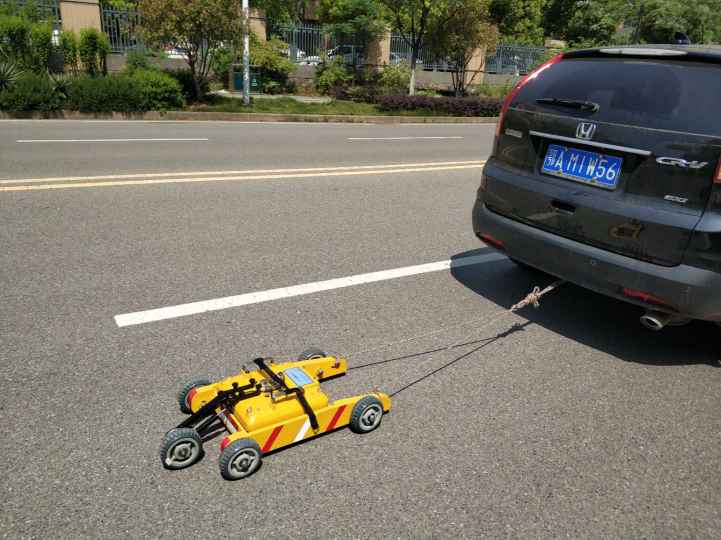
[472,46,721,330]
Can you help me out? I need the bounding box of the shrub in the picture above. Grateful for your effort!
[60,30,79,73]
[28,22,52,71]
[262,80,282,95]
[164,69,208,102]
[378,62,410,94]
[315,58,351,96]
[130,68,184,110]
[78,28,110,76]
[468,82,515,100]
[0,72,62,111]
[375,95,502,117]
[66,74,144,112]
[65,70,184,112]
[124,49,153,74]
[0,15,56,72]
[250,36,296,91]
[0,15,32,64]
[210,46,235,87]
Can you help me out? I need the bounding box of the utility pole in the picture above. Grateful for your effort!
[242,0,250,105]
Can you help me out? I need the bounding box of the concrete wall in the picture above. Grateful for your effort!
[59,0,101,32]
[483,73,522,86]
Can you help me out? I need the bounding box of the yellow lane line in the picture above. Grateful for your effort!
[0,160,485,185]
[0,163,486,192]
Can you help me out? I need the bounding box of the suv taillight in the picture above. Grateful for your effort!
[493,54,565,155]
[715,155,721,184]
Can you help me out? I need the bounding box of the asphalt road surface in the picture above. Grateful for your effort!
[1,120,719,539]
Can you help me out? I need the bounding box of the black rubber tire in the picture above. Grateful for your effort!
[349,396,384,434]
[298,347,327,360]
[177,378,211,414]
[160,428,204,470]
[219,439,263,480]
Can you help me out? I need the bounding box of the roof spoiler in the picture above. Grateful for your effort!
[564,45,721,64]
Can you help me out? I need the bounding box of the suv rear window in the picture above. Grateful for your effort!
[515,57,721,136]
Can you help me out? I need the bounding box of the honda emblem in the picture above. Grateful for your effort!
[576,122,597,140]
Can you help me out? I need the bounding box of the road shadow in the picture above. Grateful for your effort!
[450,248,720,368]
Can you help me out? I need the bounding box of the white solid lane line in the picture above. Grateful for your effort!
[15,138,209,143]
[0,160,484,184]
[114,252,507,327]
[348,136,464,140]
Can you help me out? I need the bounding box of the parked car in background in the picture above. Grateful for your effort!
[327,45,364,66]
[473,46,721,331]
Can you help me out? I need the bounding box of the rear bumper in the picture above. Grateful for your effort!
[472,197,721,321]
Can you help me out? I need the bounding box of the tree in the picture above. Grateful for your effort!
[426,0,498,96]
[633,0,721,44]
[564,0,627,47]
[489,0,544,45]
[139,0,242,101]
[380,0,447,95]
[318,0,386,55]
[543,0,721,48]
[255,0,309,27]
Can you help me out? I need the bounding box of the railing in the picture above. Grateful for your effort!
[484,43,546,75]
[269,22,336,64]
[389,34,454,72]
[0,0,60,27]
[100,4,142,53]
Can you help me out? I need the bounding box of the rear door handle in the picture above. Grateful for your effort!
[551,199,576,215]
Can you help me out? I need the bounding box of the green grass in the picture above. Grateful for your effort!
[191,96,446,116]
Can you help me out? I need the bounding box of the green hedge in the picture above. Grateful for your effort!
[65,74,146,113]
[0,72,62,112]
[0,70,186,113]
[131,69,185,111]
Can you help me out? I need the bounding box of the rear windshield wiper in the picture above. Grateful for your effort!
[536,98,600,113]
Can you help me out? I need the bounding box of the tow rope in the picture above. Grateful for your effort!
[343,279,566,396]
[346,279,566,362]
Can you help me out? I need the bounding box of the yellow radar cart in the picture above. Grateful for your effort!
[160,349,391,480]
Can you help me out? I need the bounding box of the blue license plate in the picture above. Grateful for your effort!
[542,143,623,190]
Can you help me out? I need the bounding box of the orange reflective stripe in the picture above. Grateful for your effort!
[326,405,347,432]
[262,426,283,452]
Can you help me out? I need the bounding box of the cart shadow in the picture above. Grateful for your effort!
[450,248,720,368]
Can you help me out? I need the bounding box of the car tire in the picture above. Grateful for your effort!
[160,428,204,470]
[349,396,384,434]
[177,378,211,414]
[298,347,327,360]
[219,439,263,480]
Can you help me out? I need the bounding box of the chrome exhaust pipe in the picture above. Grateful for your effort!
[640,310,673,331]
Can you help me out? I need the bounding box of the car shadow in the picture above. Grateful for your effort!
[450,248,720,368]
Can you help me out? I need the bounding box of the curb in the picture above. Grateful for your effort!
[0,110,499,124]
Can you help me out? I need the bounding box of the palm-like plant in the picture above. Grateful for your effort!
[0,61,23,92]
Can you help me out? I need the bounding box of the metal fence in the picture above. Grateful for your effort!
[484,43,546,75]
[269,22,336,64]
[100,4,142,53]
[0,0,60,26]
[389,34,454,72]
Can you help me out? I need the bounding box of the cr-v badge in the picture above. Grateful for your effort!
[576,122,597,140]
[656,157,708,169]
